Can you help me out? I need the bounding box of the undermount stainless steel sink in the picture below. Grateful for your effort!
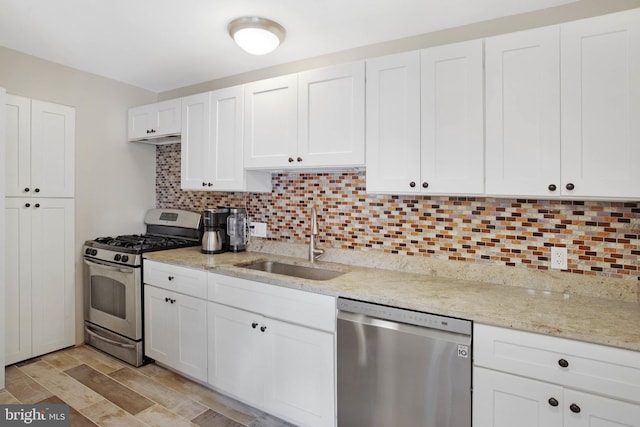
[237,260,344,281]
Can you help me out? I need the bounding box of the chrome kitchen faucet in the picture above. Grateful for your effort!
[309,206,324,263]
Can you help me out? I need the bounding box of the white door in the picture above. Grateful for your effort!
[181,92,212,190]
[298,62,365,168]
[144,285,175,364]
[485,25,561,197]
[30,101,75,198]
[561,9,640,199]
[4,198,32,365]
[564,389,640,427]
[30,198,75,356]
[5,95,31,198]
[244,74,298,169]
[365,51,421,194]
[210,86,245,190]
[207,303,264,407]
[264,318,335,427]
[421,39,484,195]
[175,293,207,382]
[473,367,563,427]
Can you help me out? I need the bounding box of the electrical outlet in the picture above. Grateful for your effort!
[550,247,568,270]
[250,222,267,238]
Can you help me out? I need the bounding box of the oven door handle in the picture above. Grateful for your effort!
[84,258,134,274]
[85,326,136,349]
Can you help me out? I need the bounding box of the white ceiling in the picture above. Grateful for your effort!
[0,0,578,93]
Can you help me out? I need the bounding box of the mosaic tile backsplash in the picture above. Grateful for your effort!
[157,144,640,282]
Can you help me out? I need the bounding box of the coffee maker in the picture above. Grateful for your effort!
[227,208,248,252]
[201,208,229,254]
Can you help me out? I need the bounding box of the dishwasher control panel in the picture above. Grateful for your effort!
[337,297,471,336]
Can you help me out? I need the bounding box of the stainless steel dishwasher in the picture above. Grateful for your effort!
[337,298,472,427]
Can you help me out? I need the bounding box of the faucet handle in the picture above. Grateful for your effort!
[310,206,319,235]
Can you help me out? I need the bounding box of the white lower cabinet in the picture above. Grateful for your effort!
[143,261,208,382]
[5,197,75,364]
[208,273,336,427]
[474,324,640,427]
[144,285,207,382]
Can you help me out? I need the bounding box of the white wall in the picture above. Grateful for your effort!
[1,87,6,387]
[0,46,158,346]
[159,0,640,100]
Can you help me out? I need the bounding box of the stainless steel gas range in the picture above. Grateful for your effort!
[83,208,202,366]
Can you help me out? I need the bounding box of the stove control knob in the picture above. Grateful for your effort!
[114,254,122,261]
[121,255,129,263]
[90,249,98,256]
[85,248,92,255]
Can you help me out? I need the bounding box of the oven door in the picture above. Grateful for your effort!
[84,258,142,340]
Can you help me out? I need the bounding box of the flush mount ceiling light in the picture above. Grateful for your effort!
[228,16,286,55]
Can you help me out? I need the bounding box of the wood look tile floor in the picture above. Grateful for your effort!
[0,345,296,427]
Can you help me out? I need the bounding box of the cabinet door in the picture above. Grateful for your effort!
[4,198,32,365]
[210,86,245,190]
[128,105,154,140]
[5,95,31,198]
[421,40,484,195]
[244,74,298,168]
[485,26,561,197]
[30,198,75,357]
[561,9,640,199]
[474,367,563,427]
[144,285,175,365]
[174,292,207,381]
[207,303,264,407]
[564,389,640,427]
[298,62,365,168]
[30,101,75,198]
[181,92,212,190]
[153,99,181,137]
[264,318,335,427]
[365,51,421,194]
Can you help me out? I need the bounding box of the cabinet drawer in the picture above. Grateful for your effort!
[143,260,207,299]
[474,324,640,403]
[208,273,336,332]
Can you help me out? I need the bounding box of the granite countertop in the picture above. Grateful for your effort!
[144,247,640,352]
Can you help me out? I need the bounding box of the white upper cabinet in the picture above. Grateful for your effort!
[561,9,640,199]
[181,89,271,192]
[366,41,484,195]
[128,98,181,142]
[365,51,421,193]
[421,39,484,194]
[298,62,365,167]
[5,95,75,198]
[486,8,640,200]
[244,74,298,168]
[244,62,365,169]
[181,92,211,190]
[485,25,561,197]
